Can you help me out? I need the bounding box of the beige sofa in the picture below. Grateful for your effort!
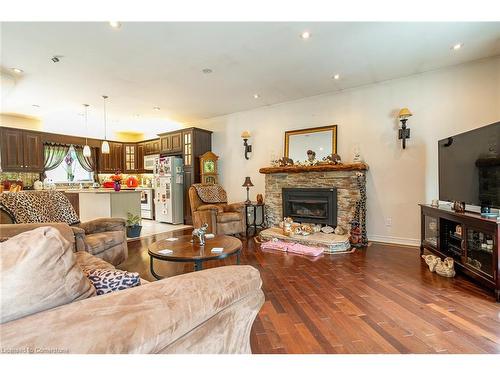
[0,191,127,265]
[0,223,264,354]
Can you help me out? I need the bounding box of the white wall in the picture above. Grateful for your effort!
[198,57,500,246]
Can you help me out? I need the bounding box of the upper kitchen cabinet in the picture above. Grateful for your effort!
[159,131,182,154]
[143,139,160,155]
[136,143,145,172]
[0,128,43,172]
[98,142,123,173]
[123,143,137,173]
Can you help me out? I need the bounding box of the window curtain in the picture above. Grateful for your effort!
[74,145,98,182]
[42,143,70,179]
[73,145,96,173]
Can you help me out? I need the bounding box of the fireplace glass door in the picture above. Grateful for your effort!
[289,200,328,220]
[282,188,337,226]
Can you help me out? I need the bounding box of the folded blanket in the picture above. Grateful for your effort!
[260,240,324,257]
[0,191,80,225]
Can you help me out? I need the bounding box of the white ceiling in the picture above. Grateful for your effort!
[1,22,500,138]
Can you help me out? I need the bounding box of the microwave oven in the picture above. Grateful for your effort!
[143,154,159,172]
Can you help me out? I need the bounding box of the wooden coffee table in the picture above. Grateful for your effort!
[148,234,242,279]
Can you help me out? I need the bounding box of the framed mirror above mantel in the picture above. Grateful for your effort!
[284,125,337,161]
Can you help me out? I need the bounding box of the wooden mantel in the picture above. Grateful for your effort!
[259,162,369,174]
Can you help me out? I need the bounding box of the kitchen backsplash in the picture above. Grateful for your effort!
[0,172,40,189]
[1,171,154,190]
[98,173,154,186]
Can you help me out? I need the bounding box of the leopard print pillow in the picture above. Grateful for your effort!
[84,269,141,295]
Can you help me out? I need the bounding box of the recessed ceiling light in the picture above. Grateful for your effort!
[300,31,311,39]
[253,94,260,99]
[11,68,23,74]
[109,21,121,29]
[333,74,340,80]
[202,68,213,74]
[153,106,160,111]
[452,43,463,50]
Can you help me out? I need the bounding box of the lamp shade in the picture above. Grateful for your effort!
[241,130,251,139]
[101,140,110,154]
[398,108,413,119]
[242,176,254,187]
[83,145,91,158]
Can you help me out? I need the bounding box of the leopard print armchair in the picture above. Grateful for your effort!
[0,191,127,266]
[189,184,246,236]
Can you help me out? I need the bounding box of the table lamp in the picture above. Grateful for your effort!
[242,177,254,204]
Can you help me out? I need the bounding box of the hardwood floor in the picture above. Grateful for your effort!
[122,229,500,354]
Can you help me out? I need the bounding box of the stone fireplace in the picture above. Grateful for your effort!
[259,163,368,245]
[282,187,337,226]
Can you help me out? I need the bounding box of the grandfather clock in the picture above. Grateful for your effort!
[200,151,219,184]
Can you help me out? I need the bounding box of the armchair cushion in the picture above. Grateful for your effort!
[77,217,126,235]
[197,204,224,213]
[223,202,245,213]
[0,227,95,324]
[217,212,242,223]
[84,231,125,256]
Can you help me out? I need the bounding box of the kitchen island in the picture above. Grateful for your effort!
[63,189,141,222]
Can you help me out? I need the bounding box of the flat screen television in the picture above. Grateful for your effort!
[438,122,500,210]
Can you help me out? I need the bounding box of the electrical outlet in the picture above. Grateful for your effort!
[385,217,392,227]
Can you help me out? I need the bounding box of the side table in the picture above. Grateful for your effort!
[245,202,266,236]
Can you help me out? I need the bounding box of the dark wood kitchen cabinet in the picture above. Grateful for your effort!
[98,142,123,173]
[159,131,182,154]
[143,139,160,155]
[0,128,43,172]
[123,143,137,173]
[181,128,212,224]
[136,143,145,172]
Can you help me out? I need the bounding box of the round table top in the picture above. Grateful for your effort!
[148,234,242,262]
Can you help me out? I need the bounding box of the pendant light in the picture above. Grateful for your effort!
[101,95,110,154]
[82,104,91,157]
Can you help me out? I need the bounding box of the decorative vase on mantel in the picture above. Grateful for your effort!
[113,181,121,192]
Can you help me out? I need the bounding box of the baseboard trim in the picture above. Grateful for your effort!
[368,235,420,247]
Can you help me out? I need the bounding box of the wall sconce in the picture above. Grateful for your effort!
[241,130,252,159]
[398,107,413,149]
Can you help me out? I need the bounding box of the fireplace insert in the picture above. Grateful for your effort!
[282,188,337,226]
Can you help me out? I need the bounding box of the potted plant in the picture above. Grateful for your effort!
[126,212,142,238]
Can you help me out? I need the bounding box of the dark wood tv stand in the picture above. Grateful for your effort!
[420,204,499,302]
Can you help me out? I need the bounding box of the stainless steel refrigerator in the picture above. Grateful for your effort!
[153,156,184,224]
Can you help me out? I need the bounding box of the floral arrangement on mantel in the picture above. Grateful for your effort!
[271,151,342,168]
